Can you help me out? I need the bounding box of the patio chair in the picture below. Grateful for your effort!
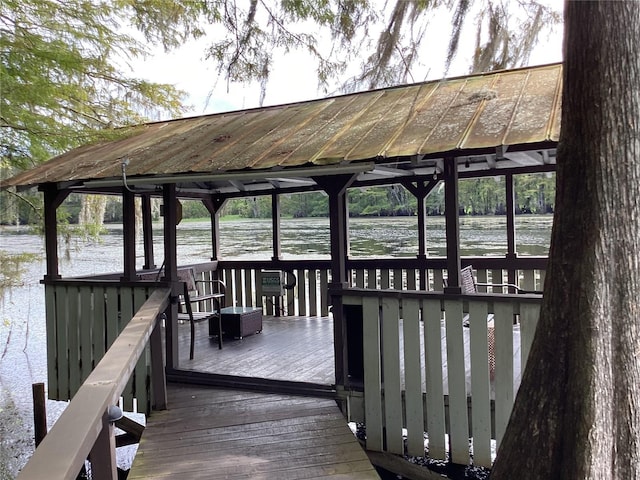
[462,265,541,294]
[177,267,226,358]
[459,265,496,379]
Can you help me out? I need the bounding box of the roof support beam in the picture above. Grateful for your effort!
[314,173,357,387]
[505,173,517,290]
[272,193,282,261]
[314,173,357,286]
[404,179,440,289]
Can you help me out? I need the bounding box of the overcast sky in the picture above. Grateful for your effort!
[132,5,563,118]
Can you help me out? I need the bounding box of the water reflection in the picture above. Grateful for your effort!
[217,215,550,259]
[0,215,552,279]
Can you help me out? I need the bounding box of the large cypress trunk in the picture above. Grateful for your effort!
[491,2,640,478]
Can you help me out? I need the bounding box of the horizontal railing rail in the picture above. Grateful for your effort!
[216,257,546,315]
[18,287,171,480]
[53,257,545,320]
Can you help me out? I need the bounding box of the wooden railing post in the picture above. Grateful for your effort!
[151,312,167,410]
[32,383,47,447]
[88,409,118,480]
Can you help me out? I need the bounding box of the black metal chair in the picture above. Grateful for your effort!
[177,267,226,358]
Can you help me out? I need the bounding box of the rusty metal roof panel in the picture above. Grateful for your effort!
[309,90,388,165]
[230,101,332,171]
[153,108,284,174]
[350,83,434,160]
[383,78,473,157]
[269,95,362,168]
[421,74,499,154]
[249,100,337,169]
[1,63,562,190]
[317,87,412,162]
[503,65,563,145]
[135,114,241,175]
[287,90,385,166]
[461,69,532,150]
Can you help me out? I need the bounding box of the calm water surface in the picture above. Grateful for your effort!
[0,215,551,474]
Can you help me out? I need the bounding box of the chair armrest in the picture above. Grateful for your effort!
[194,279,226,292]
[475,282,542,294]
[190,292,225,302]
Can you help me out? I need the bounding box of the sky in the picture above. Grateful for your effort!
[131,3,563,118]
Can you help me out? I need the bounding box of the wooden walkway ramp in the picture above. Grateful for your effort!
[128,383,380,479]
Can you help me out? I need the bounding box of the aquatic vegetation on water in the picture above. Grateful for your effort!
[0,398,32,479]
[0,252,40,300]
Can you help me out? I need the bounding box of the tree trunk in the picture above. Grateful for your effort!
[491,2,640,478]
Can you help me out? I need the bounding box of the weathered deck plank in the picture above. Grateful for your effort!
[179,315,335,384]
[128,383,380,479]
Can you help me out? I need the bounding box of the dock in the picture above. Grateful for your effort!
[127,383,381,479]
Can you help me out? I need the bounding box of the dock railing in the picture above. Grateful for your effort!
[44,280,165,413]
[340,288,542,468]
[18,287,171,480]
[216,257,546,316]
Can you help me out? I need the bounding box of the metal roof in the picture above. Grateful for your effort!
[2,63,561,195]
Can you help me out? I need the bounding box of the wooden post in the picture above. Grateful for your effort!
[162,184,179,370]
[505,173,518,291]
[314,174,356,287]
[271,192,282,261]
[404,179,440,289]
[88,410,117,480]
[150,315,167,410]
[141,195,155,270]
[122,188,137,281]
[41,185,68,280]
[314,174,358,387]
[32,383,47,447]
[204,196,227,261]
[444,158,462,293]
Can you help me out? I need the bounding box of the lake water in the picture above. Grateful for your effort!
[0,215,552,475]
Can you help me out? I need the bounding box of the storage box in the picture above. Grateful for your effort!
[210,307,263,339]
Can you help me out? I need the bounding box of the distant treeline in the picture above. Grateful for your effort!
[1,174,554,226]
[217,173,555,219]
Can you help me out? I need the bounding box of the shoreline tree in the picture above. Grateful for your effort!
[491,1,640,477]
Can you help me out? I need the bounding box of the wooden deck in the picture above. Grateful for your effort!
[127,383,380,479]
[126,313,525,478]
[177,315,335,385]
